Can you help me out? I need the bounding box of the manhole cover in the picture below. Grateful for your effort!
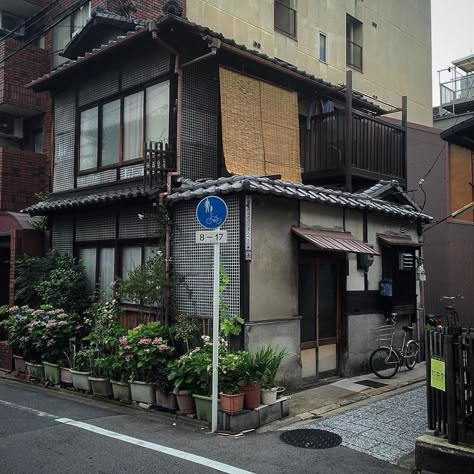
[280,429,342,449]
[355,379,387,389]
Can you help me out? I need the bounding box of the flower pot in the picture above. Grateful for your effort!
[43,361,61,384]
[156,391,177,410]
[60,367,73,385]
[175,390,195,414]
[240,383,261,409]
[192,394,221,422]
[220,392,245,414]
[25,361,44,379]
[13,355,26,373]
[70,369,92,391]
[130,380,156,405]
[89,377,112,398]
[261,387,278,405]
[276,386,286,399]
[111,381,131,403]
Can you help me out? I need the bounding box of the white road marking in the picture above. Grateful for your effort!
[0,399,254,474]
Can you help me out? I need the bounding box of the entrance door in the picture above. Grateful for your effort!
[299,258,340,380]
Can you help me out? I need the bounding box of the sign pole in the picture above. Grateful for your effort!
[211,237,220,433]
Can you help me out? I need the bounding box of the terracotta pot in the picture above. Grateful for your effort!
[43,361,61,384]
[156,391,177,410]
[130,381,156,405]
[60,367,73,385]
[240,383,261,409]
[25,361,44,379]
[13,355,26,373]
[261,387,278,405]
[175,390,195,414]
[111,381,131,403]
[70,369,92,391]
[89,377,112,397]
[220,392,245,414]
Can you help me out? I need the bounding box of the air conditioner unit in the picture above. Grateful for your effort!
[0,114,23,139]
[399,252,414,271]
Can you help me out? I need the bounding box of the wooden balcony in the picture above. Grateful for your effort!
[143,141,176,189]
[300,109,406,188]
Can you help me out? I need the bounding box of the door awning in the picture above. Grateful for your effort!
[378,234,421,248]
[292,227,379,255]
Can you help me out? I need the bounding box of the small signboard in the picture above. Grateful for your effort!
[195,230,228,244]
[430,356,446,392]
[196,196,228,230]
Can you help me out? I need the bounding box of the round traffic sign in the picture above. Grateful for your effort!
[196,196,228,229]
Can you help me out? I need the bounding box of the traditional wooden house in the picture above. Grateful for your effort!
[25,8,431,387]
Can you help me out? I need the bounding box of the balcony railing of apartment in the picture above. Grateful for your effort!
[143,141,176,189]
[274,1,296,38]
[300,109,406,185]
[346,40,363,71]
[440,74,474,115]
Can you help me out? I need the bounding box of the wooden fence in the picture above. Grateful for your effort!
[426,328,474,444]
[143,141,176,189]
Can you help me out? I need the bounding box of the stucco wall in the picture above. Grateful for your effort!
[248,195,299,321]
[187,0,432,126]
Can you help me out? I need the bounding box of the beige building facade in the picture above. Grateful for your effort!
[187,0,433,126]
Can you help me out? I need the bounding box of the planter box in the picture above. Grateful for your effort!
[70,369,92,391]
[193,394,221,422]
[111,381,131,403]
[60,367,73,385]
[43,362,61,384]
[89,377,112,397]
[25,362,44,379]
[13,355,26,373]
[156,391,177,411]
[130,381,156,405]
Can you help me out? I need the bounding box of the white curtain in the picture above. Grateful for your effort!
[123,91,144,161]
[101,100,120,166]
[121,246,142,304]
[79,107,98,170]
[146,81,169,144]
[79,248,97,295]
[99,248,115,302]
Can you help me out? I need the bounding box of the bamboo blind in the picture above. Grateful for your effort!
[219,67,301,183]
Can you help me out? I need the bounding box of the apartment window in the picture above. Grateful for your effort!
[274,0,296,39]
[78,80,170,172]
[346,14,363,71]
[319,32,327,63]
[52,2,91,67]
[0,11,25,35]
[33,129,44,153]
[79,246,115,302]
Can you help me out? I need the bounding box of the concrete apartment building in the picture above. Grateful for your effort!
[187,0,433,126]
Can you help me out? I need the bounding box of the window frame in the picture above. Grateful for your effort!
[76,76,171,176]
[319,31,328,64]
[346,14,363,72]
[274,0,297,40]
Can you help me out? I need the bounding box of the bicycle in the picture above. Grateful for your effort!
[369,313,420,379]
[206,215,222,225]
[440,295,463,328]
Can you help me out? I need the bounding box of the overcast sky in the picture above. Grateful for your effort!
[431,0,474,106]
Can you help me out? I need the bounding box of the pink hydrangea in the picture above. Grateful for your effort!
[124,345,132,350]
[138,338,152,345]
[134,325,142,331]
[57,320,67,326]
[125,354,134,362]
[58,313,68,318]
[119,336,128,346]
[152,337,163,346]
[144,349,150,353]
[158,344,170,352]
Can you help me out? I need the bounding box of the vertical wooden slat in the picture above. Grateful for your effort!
[446,334,458,444]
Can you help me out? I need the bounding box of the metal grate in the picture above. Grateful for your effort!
[76,169,117,188]
[181,62,219,180]
[172,195,240,318]
[280,430,342,449]
[120,164,144,180]
[119,205,160,240]
[76,211,116,241]
[354,380,387,389]
[51,215,73,255]
[79,69,119,107]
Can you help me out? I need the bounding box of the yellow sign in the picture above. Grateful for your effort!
[431,357,446,392]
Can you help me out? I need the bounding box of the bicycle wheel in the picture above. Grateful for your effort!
[404,340,419,370]
[370,347,400,379]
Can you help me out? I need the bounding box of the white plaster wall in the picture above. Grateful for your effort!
[300,201,344,231]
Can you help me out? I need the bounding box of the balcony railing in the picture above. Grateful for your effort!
[346,40,363,71]
[143,141,176,189]
[300,110,406,184]
[274,1,296,38]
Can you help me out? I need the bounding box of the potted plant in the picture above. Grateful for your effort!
[154,364,177,411]
[238,351,266,409]
[258,346,287,405]
[1,306,29,373]
[109,359,132,403]
[219,352,245,414]
[89,355,114,397]
[70,347,94,391]
[120,322,173,405]
[167,354,195,415]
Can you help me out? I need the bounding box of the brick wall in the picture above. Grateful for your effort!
[0,148,49,212]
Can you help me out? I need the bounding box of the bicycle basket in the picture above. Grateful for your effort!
[372,324,395,347]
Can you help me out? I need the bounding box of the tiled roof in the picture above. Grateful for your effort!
[23,185,152,215]
[26,14,385,112]
[92,7,148,26]
[168,176,433,222]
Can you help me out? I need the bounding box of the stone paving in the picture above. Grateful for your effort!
[304,386,427,464]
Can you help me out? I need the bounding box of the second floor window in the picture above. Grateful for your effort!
[346,14,363,71]
[274,0,296,39]
[319,32,327,63]
[78,80,170,172]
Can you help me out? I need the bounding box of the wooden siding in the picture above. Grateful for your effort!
[449,144,474,222]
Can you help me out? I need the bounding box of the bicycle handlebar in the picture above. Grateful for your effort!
[440,295,464,301]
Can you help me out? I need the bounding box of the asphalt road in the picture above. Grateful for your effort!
[0,379,406,474]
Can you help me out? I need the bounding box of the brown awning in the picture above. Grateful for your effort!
[378,234,421,248]
[292,227,379,255]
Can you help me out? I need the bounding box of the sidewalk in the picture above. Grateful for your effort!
[260,362,426,432]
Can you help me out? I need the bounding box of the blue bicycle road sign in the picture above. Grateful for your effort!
[196,196,228,229]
